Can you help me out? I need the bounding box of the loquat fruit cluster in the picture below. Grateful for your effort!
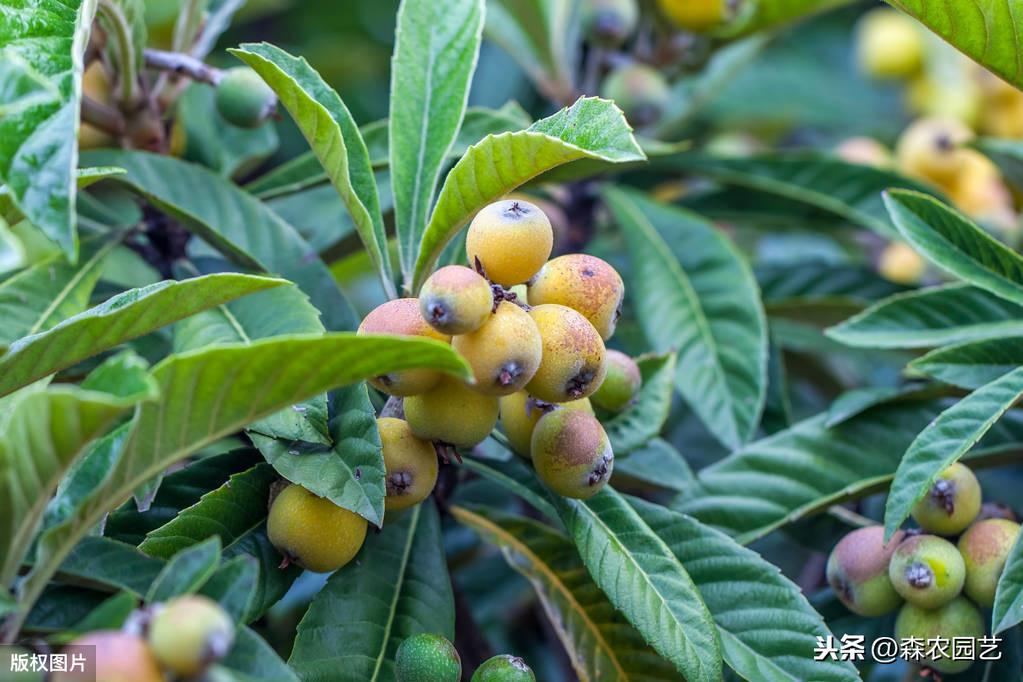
[395,633,536,682]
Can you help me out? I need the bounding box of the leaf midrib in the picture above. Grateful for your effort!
[369,504,420,682]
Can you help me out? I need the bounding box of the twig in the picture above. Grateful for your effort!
[827,505,875,529]
[80,95,126,136]
[143,48,224,87]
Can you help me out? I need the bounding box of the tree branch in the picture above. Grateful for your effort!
[80,95,126,136]
[143,48,224,87]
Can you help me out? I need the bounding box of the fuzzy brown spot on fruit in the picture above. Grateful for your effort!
[358,298,451,396]
[958,518,1021,607]
[527,304,607,403]
[911,462,982,536]
[531,409,613,498]
[826,526,904,617]
[419,265,494,335]
[600,63,670,127]
[53,631,163,682]
[148,595,235,677]
[379,417,438,511]
[527,254,625,340]
[889,534,965,610]
[267,484,368,572]
[590,350,641,412]
[466,200,553,287]
[895,597,985,675]
[453,301,542,396]
[498,391,593,458]
[404,376,500,448]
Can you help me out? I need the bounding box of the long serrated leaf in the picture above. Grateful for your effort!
[883,367,1023,540]
[553,488,722,681]
[604,352,676,455]
[230,43,394,297]
[910,337,1023,390]
[0,0,97,259]
[412,97,644,291]
[389,0,483,287]
[992,532,1023,634]
[605,186,767,450]
[0,273,285,398]
[290,504,454,682]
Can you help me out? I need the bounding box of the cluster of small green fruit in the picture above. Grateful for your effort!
[827,463,1020,675]
[263,198,643,574]
[52,595,234,681]
[395,633,534,682]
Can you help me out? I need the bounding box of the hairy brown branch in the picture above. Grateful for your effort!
[143,48,224,86]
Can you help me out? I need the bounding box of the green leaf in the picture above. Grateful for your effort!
[483,0,579,104]
[199,555,258,624]
[0,0,97,259]
[661,153,936,239]
[973,138,1023,193]
[605,186,767,449]
[910,337,1023,389]
[603,352,677,455]
[0,382,155,589]
[67,591,137,634]
[451,505,681,681]
[57,536,163,597]
[883,367,1023,540]
[412,97,645,291]
[719,0,855,38]
[885,189,1023,307]
[389,0,483,287]
[0,235,117,347]
[290,503,454,682]
[146,537,221,604]
[630,497,859,682]
[826,284,1023,349]
[79,150,358,330]
[0,273,285,398]
[886,0,1023,89]
[613,438,694,494]
[992,531,1023,634]
[230,42,394,298]
[553,488,722,682]
[460,456,560,523]
[758,261,904,305]
[223,627,299,682]
[17,334,470,632]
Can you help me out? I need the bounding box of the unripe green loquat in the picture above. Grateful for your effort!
[911,462,982,536]
[267,484,368,572]
[419,265,494,335]
[895,597,985,674]
[958,518,1021,607]
[531,409,614,499]
[472,654,536,681]
[404,376,500,447]
[466,200,553,287]
[590,350,641,412]
[148,595,234,677]
[215,67,277,129]
[527,254,625,340]
[395,633,461,682]
[379,417,439,511]
[888,534,966,609]
[825,526,904,617]
[357,298,451,396]
[53,631,164,682]
[526,304,607,403]
[453,301,542,395]
[600,63,670,127]
[582,0,638,47]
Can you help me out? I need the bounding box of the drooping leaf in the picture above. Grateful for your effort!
[885,189,1023,307]
[613,439,694,494]
[553,488,723,682]
[0,0,97,258]
[412,97,645,291]
[827,284,1023,349]
[603,352,677,455]
[992,531,1023,634]
[451,505,682,681]
[883,367,1023,540]
[389,0,483,287]
[79,150,357,330]
[460,456,560,524]
[910,337,1023,390]
[145,537,221,604]
[57,536,163,598]
[230,42,394,297]
[0,273,285,398]
[886,0,1023,89]
[605,186,767,449]
[290,504,454,682]
[223,626,299,682]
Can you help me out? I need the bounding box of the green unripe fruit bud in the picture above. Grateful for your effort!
[405,376,500,447]
[471,654,536,681]
[958,518,1021,607]
[358,298,451,396]
[148,594,235,676]
[911,462,982,535]
[590,350,641,412]
[526,304,607,403]
[532,409,613,498]
[53,631,163,682]
[379,417,438,511]
[601,63,670,127]
[395,633,461,682]
[267,484,368,572]
[466,200,553,287]
[215,67,277,129]
[894,597,985,675]
[527,254,625,340]
[498,391,593,458]
[826,526,904,617]
[889,534,965,609]
[453,301,542,395]
[582,0,638,47]
[420,265,494,335]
